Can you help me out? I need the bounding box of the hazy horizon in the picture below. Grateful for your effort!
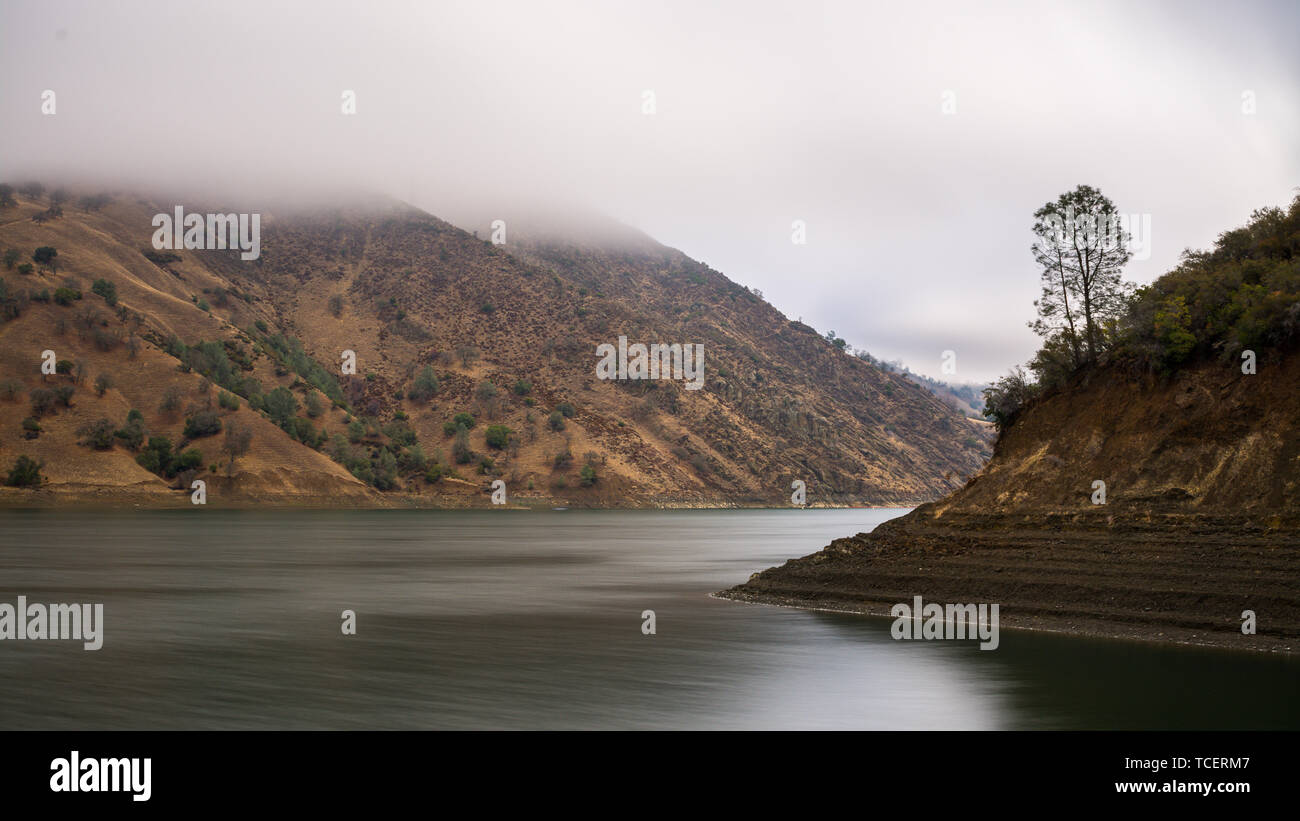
[2,0,1297,382]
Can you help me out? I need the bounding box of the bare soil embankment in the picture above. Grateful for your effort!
[721,353,1300,653]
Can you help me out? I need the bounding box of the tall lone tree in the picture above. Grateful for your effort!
[1029,185,1134,369]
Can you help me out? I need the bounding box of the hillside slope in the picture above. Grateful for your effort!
[723,352,1300,652]
[723,197,1300,652]
[0,188,989,507]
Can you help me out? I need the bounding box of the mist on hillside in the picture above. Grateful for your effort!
[2,0,1298,381]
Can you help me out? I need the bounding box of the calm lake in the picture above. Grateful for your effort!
[0,508,1295,729]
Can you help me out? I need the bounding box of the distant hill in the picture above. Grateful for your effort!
[850,351,988,418]
[0,187,990,507]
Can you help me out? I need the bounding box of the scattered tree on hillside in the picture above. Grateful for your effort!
[159,386,183,416]
[408,365,438,401]
[114,409,147,450]
[484,424,511,450]
[183,410,223,439]
[78,418,116,450]
[221,423,253,475]
[264,387,299,426]
[32,246,58,273]
[304,391,324,418]
[5,455,43,487]
[78,193,112,211]
[452,428,473,464]
[91,278,118,306]
[29,387,57,417]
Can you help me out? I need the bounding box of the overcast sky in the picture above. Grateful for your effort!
[3,0,1297,382]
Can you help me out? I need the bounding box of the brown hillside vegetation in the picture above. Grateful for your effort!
[0,188,989,507]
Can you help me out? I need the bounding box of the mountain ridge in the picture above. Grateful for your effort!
[0,187,990,507]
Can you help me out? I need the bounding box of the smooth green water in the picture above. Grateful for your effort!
[0,508,1295,729]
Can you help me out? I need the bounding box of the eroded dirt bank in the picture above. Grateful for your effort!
[722,346,1300,653]
[719,508,1299,653]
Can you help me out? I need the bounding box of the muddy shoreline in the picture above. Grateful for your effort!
[718,507,1300,655]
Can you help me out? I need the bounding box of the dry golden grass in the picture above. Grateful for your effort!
[1,190,989,507]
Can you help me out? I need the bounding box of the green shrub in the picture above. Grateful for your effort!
[982,367,1037,432]
[408,366,439,401]
[173,448,204,475]
[183,410,223,439]
[5,455,43,487]
[259,333,345,403]
[33,246,57,270]
[484,424,511,449]
[113,411,147,450]
[382,420,417,447]
[399,445,428,473]
[287,417,318,445]
[264,387,298,426]
[373,449,398,490]
[91,278,118,306]
[52,287,80,306]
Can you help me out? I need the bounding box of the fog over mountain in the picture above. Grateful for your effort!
[2,0,1297,381]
